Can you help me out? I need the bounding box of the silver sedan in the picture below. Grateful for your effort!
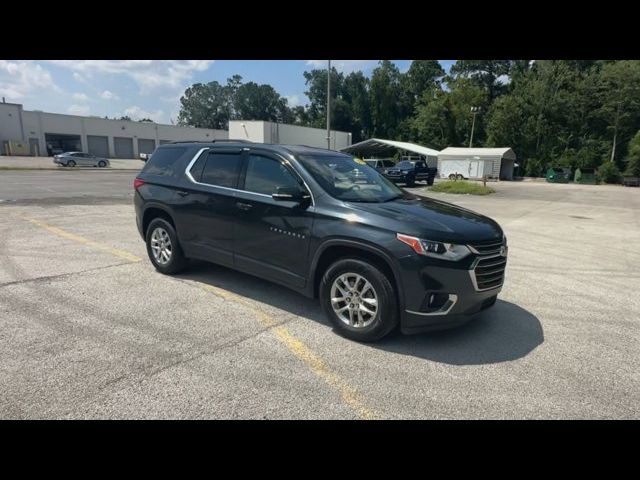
[53,152,110,168]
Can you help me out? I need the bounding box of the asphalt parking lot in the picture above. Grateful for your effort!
[1,170,639,419]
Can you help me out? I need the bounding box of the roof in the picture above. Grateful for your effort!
[340,138,440,158]
[439,147,516,160]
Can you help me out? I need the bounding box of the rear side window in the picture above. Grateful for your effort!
[144,146,189,176]
[243,154,300,195]
[201,152,243,188]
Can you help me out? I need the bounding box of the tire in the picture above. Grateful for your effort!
[427,177,434,186]
[67,160,76,167]
[98,160,106,168]
[145,218,188,274]
[456,174,464,181]
[405,176,415,187]
[320,258,398,342]
[448,173,456,180]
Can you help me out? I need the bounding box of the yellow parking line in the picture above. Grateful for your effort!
[196,283,379,419]
[22,215,379,419]
[21,216,142,263]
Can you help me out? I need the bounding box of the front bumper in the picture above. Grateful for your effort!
[397,254,505,334]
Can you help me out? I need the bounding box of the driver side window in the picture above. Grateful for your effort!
[244,154,301,196]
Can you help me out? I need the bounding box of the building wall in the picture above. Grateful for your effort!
[0,103,26,149]
[1,102,227,158]
[229,120,352,150]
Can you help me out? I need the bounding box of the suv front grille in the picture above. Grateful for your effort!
[468,239,504,256]
[471,255,507,291]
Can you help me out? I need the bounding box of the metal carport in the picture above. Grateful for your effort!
[340,138,440,168]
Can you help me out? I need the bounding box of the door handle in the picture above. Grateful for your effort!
[236,202,253,211]
[177,191,190,197]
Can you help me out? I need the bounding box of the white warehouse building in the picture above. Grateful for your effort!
[229,120,351,150]
[0,102,228,158]
[437,147,517,181]
[0,102,352,158]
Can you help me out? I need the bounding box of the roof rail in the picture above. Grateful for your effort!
[168,139,252,144]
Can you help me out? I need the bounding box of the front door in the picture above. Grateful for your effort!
[233,151,314,289]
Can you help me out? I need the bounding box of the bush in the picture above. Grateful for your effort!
[597,162,622,184]
[429,181,495,195]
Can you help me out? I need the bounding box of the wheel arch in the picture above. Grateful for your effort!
[142,204,176,238]
[310,239,404,310]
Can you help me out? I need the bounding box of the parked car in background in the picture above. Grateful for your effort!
[53,152,110,168]
[364,159,396,173]
[382,160,437,186]
[140,153,151,162]
[134,142,507,342]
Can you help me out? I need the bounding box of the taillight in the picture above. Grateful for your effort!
[133,178,145,190]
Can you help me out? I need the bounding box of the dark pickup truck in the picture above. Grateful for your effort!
[382,160,437,187]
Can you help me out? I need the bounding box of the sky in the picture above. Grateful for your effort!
[0,60,456,125]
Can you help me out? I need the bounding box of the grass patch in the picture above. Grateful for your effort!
[429,180,495,195]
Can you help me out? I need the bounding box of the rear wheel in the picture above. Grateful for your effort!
[145,218,188,274]
[98,160,106,168]
[448,173,456,180]
[67,160,76,167]
[456,173,464,181]
[320,258,398,342]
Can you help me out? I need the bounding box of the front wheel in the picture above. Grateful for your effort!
[67,160,76,167]
[405,176,415,187]
[427,177,434,186]
[456,174,464,181]
[448,173,456,180]
[320,258,398,342]
[98,160,106,168]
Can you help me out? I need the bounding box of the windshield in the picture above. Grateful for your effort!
[396,161,415,169]
[297,154,404,202]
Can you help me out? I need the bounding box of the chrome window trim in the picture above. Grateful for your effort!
[406,294,458,316]
[183,147,315,205]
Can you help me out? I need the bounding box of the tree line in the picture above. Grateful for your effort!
[177,60,640,180]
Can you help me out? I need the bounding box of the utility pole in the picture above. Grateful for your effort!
[327,60,331,150]
[469,106,480,148]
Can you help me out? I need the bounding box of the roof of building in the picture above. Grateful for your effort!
[340,138,440,158]
[439,147,516,159]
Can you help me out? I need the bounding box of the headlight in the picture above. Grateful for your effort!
[396,233,471,261]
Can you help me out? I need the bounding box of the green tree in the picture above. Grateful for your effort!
[370,60,404,137]
[624,130,640,176]
[177,81,229,129]
[450,60,512,100]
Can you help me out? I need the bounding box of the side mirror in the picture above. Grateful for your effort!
[272,186,310,203]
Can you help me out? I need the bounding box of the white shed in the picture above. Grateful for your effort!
[438,147,517,180]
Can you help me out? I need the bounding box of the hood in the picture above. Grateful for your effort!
[345,194,502,243]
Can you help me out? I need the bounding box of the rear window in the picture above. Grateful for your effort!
[143,146,189,176]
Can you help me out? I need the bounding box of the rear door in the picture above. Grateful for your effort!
[233,151,314,288]
[173,147,245,267]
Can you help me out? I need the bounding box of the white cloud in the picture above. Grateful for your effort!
[306,60,378,73]
[100,90,118,100]
[0,60,60,100]
[48,60,213,94]
[68,104,90,116]
[122,105,164,123]
[73,72,88,83]
[285,94,304,107]
[73,92,89,101]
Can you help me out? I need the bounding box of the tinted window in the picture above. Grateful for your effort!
[244,155,300,195]
[144,146,189,176]
[382,160,395,167]
[201,152,242,188]
[396,161,415,169]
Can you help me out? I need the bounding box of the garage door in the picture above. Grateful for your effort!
[138,138,156,155]
[87,135,109,158]
[114,137,134,159]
